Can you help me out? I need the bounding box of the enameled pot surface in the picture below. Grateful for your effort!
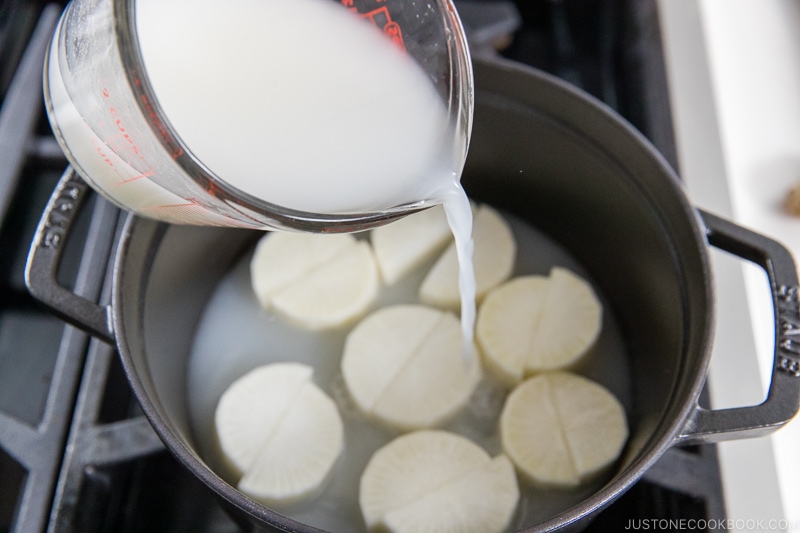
[111,59,713,532]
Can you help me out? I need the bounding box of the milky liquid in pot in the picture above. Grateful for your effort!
[187,209,632,533]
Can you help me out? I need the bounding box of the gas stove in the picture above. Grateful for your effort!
[2,1,780,532]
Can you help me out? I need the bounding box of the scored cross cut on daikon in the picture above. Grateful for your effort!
[370,203,453,285]
[214,363,344,505]
[476,267,603,387]
[249,231,379,330]
[419,203,516,309]
[341,304,481,430]
[359,430,520,533]
[500,371,628,488]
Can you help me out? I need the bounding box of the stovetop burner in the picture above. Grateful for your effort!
[0,2,726,532]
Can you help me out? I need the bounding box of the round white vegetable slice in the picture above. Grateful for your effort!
[341,305,481,430]
[500,371,628,488]
[476,275,549,387]
[527,267,602,372]
[419,204,515,309]
[476,267,602,387]
[359,430,519,533]
[250,231,379,329]
[214,363,344,505]
[370,204,453,284]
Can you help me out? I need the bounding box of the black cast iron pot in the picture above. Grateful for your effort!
[26,58,800,532]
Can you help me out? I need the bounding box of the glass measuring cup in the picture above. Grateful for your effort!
[43,0,473,232]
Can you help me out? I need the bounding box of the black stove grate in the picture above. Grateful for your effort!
[0,2,725,532]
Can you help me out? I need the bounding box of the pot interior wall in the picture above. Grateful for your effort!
[462,61,713,473]
[118,221,255,449]
[116,60,713,529]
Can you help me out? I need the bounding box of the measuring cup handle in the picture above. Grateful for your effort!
[677,209,800,445]
[25,167,115,344]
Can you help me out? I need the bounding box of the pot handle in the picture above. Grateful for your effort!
[677,209,800,445]
[25,167,116,344]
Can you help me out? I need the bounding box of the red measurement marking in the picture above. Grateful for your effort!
[107,106,142,156]
[142,199,202,211]
[359,7,406,50]
[383,21,404,48]
[117,169,157,184]
[90,135,115,169]
[141,200,264,228]
[138,92,184,159]
[205,179,228,199]
[338,2,405,49]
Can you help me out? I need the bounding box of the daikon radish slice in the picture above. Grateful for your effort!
[341,305,481,430]
[359,430,519,533]
[214,363,344,505]
[250,231,379,329]
[419,204,515,309]
[500,371,627,487]
[370,204,453,284]
[476,267,602,387]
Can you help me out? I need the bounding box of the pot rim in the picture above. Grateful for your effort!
[110,58,717,532]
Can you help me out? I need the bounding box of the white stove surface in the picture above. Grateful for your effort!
[659,1,800,530]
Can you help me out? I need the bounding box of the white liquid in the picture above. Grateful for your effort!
[135,0,477,345]
[442,190,476,359]
[45,20,248,226]
[135,0,460,214]
[187,210,632,532]
[48,0,477,345]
